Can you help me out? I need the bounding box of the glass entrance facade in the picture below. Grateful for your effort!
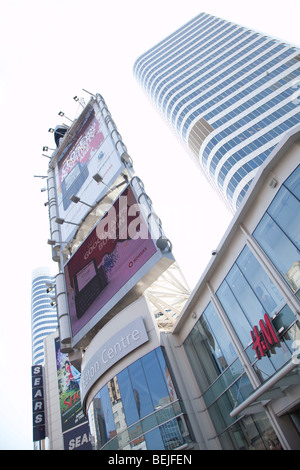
[87,347,193,450]
[183,163,300,449]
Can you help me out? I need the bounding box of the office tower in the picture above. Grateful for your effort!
[134,12,300,211]
[31,266,58,365]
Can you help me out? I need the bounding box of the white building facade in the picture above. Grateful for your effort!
[134,12,300,211]
[31,267,58,365]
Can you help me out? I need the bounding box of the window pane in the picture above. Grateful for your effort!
[156,348,178,402]
[144,427,165,450]
[217,282,252,347]
[117,368,140,426]
[268,186,300,250]
[253,213,300,292]
[284,164,300,200]
[204,303,237,366]
[159,418,184,450]
[128,360,154,419]
[226,264,265,326]
[141,351,170,408]
[236,246,284,316]
[100,385,116,444]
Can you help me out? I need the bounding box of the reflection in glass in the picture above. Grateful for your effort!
[141,351,170,409]
[285,164,300,200]
[88,347,192,450]
[268,187,300,250]
[253,164,300,293]
[217,281,252,347]
[128,360,153,418]
[184,302,239,393]
[236,247,284,316]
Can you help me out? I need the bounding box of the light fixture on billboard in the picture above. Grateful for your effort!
[55,217,80,226]
[58,111,73,123]
[47,239,69,246]
[34,175,47,179]
[92,173,112,191]
[121,152,133,165]
[156,237,172,252]
[43,146,55,152]
[73,96,85,108]
[70,194,93,208]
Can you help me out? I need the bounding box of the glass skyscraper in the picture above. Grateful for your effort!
[31,267,58,365]
[134,12,300,211]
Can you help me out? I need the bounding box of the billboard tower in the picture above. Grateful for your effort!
[43,92,190,354]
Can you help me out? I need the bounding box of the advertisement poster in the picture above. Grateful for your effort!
[55,338,88,434]
[54,106,124,242]
[64,185,158,343]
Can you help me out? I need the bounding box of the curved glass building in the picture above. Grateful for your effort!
[88,347,191,450]
[31,267,58,365]
[134,12,300,211]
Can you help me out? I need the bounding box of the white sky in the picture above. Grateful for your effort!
[0,0,299,450]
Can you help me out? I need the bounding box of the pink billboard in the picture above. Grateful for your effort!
[64,185,159,346]
[54,104,125,242]
[57,113,104,209]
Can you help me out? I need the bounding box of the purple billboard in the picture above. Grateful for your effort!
[64,185,165,348]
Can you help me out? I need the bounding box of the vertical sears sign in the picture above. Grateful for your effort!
[32,365,46,441]
[54,101,125,242]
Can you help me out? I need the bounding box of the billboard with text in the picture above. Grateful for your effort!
[64,184,173,348]
[54,103,125,242]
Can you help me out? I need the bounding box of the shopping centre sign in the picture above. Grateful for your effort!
[250,313,280,360]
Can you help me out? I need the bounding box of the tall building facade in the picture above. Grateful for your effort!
[31,266,58,365]
[134,12,300,211]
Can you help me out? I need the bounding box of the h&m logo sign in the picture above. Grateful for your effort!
[250,313,280,360]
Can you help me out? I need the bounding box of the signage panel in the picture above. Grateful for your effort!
[54,103,125,242]
[54,338,89,434]
[250,313,280,360]
[80,317,149,405]
[63,422,92,450]
[64,184,166,348]
[32,365,46,442]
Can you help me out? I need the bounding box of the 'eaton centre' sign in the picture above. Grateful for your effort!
[80,317,149,406]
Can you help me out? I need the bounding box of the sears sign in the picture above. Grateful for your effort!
[32,365,46,441]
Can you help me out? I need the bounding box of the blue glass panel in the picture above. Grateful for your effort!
[284,164,300,200]
[267,186,300,250]
[253,213,300,292]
